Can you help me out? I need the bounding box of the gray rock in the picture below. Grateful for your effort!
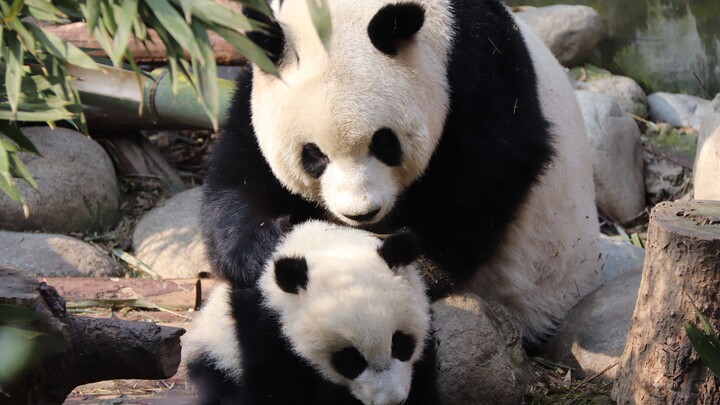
[133,187,211,279]
[644,151,692,205]
[694,94,720,200]
[433,293,533,404]
[648,92,711,130]
[0,127,120,233]
[516,5,604,67]
[597,235,645,285]
[544,268,642,382]
[576,90,645,223]
[583,76,648,118]
[0,231,122,277]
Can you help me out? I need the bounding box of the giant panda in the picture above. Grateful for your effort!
[201,0,601,343]
[184,220,439,405]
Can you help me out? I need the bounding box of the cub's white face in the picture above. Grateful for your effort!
[259,221,430,405]
[251,0,454,225]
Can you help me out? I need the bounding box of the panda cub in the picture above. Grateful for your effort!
[184,220,439,405]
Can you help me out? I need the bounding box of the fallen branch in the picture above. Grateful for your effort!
[0,267,186,404]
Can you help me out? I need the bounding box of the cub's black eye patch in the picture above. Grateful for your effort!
[243,8,285,65]
[370,128,402,167]
[367,3,425,56]
[274,256,308,294]
[301,143,330,178]
[391,331,416,362]
[331,347,367,380]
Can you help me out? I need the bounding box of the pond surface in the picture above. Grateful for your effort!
[505,0,720,97]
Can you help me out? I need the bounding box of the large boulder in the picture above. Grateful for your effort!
[133,188,211,279]
[694,94,720,200]
[597,235,645,286]
[647,92,711,130]
[583,76,648,118]
[432,293,533,404]
[516,5,604,67]
[544,268,642,382]
[0,231,122,277]
[0,127,120,233]
[576,91,645,223]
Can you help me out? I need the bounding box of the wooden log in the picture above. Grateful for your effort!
[40,277,219,310]
[0,267,185,404]
[40,20,246,65]
[100,133,187,195]
[612,200,720,404]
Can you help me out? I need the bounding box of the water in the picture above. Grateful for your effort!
[505,0,720,97]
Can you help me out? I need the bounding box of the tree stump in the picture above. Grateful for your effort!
[0,267,185,404]
[612,200,720,404]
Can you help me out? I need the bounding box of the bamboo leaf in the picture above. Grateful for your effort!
[145,0,204,64]
[190,19,219,130]
[25,0,66,23]
[0,304,40,323]
[99,0,117,33]
[9,152,38,190]
[0,123,40,155]
[82,0,101,33]
[305,0,331,50]
[6,19,36,58]
[111,249,160,279]
[0,107,75,122]
[28,25,98,70]
[214,25,278,76]
[0,174,22,202]
[685,323,720,378]
[237,0,273,16]
[1,34,24,114]
[110,0,139,67]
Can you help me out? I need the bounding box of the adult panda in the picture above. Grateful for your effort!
[201,0,601,343]
[185,221,439,405]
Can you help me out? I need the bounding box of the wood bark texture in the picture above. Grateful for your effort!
[41,276,219,310]
[613,200,720,404]
[0,267,185,404]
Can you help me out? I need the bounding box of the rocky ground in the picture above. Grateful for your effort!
[2,4,720,404]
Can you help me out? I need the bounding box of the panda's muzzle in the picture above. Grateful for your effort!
[343,207,381,223]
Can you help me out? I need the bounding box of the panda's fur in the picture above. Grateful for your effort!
[201,0,601,343]
[184,221,439,405]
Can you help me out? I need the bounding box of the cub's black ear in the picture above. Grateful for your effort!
[367,3,425,56]
[379,229,421,269]
[274,257,308,294]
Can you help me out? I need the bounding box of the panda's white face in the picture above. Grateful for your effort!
[250,0,454,225]
[259,221,430,405]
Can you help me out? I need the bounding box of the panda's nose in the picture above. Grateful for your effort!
[343,208,381,222]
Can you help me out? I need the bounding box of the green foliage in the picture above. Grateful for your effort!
[685,294,720,378]
[0,304,44,396]
[0,0,331,203]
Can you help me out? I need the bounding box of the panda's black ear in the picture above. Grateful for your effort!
[274,257,309,294]
[367,3,425,56]
[242,7,285,65]
[378,229,421,270]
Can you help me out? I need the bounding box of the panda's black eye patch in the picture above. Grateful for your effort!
[367,3,425,56]
[243,8,285,65]
[301,143,329,178]
[331,347,367,380]
[370,128,402,167]
[274,256,309,294]
[391,331,416,362]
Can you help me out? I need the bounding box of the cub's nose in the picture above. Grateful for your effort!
[343,207,381,222]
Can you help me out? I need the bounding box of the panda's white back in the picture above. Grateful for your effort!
[468,14,601,340]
